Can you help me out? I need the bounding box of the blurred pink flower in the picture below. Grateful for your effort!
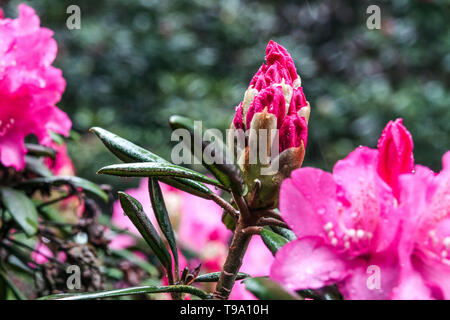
[31,242,66,265]
[31,242,53,265]
[270,119,416,299]
[0,4,70,170]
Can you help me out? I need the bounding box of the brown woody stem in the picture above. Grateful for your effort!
[213,194,255,300]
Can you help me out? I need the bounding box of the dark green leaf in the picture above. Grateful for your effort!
[111,250,158,277]
[270,226,297,241]
[244,277,301,300]
[194,272,249,283]
[19,176,108,202]
[0,187,38,236]
[0,269,26,300]
[25,156,53,178]
[148,179,178,272]
[98,162,223,189]
[90,127,215,199]
[261,227,289,256]
[169,115,244,194]
[118,192,172,271]
[25,144,56,158]
[39,285,211,300]
[222,211,236,231]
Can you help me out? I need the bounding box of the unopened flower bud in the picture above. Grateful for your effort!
[228,41,310,209]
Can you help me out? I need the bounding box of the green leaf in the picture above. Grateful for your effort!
[25,156,53,177]
[111,250,158,277]
[270,226,297,241]
[98,162,223,189]
[0,187,38,236]
[19,176,108,202]
[194,272,249,283]
[90,127,215,199]
[261,227,289,256]
[148,179,178,273]
[25,144,56,158]
[244,277,301,300]
[118,192,172,271]
[0,269,26,300]
[39,285,211,300]
[169,115,244,195]
[222,211,236,231]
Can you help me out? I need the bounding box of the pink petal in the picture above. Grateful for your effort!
[270,238,348,290]
[279,113,308,152]
[279,168,338,239]
[338,253,400,300]
[333,147,397,252]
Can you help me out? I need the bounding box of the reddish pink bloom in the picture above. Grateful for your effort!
[392,152,450,299]
[0,4,70,170]
[270,119,418,299]
[232,41,309,152]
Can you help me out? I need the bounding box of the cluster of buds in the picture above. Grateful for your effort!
[227,41,310,209]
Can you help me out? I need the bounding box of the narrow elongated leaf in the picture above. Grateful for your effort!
[111,250,158,277]
[0,269,26,300]
[169,115,244,194]
[18,176,108,202]
[25,156,53,177]
[39,284,211,300]
[194,272,249,283]
[244,277,301,300]
[0,187,38,236]
[261,227,289,256]
[90,127,215,199]
[148,179,178,272]
[98,162,223,189]
[270,225,297,241]
[118,192,172,271]
[25,144,56,158]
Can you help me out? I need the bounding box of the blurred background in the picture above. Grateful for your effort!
[3,0,449,190]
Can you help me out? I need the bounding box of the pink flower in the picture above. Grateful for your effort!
[31,242,53,265]
[270,119,416,299]
[392,152,450,299]
[0,4,71,171]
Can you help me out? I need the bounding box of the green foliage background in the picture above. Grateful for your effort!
[4,0,449,189]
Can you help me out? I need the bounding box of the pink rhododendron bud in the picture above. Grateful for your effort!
[0,4,71,171]
[377,118,414,198]
[228,40,310,209]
